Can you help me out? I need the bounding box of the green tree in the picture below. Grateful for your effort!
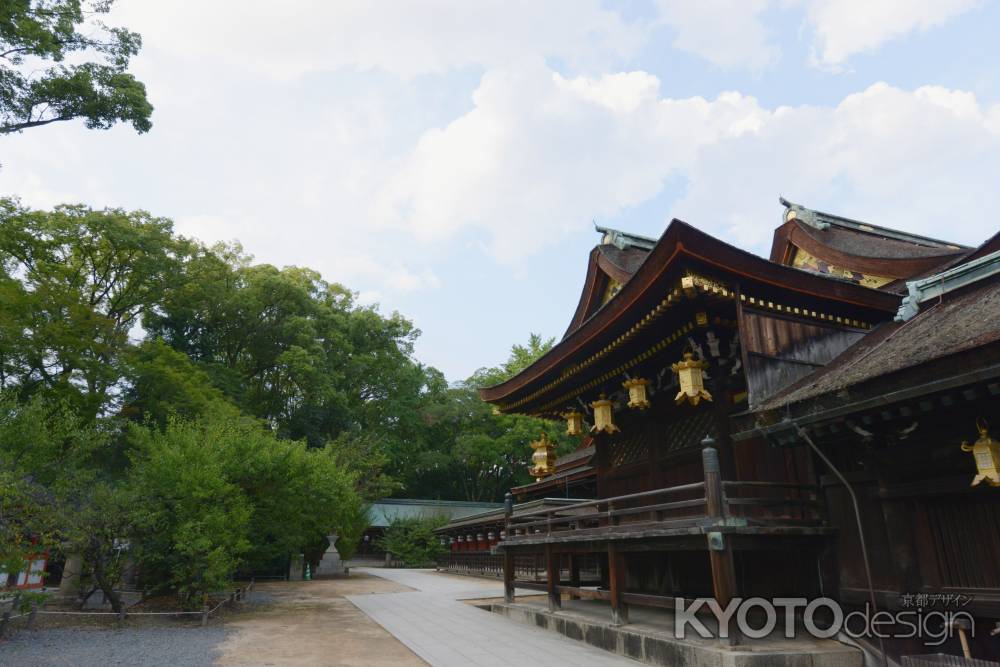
[145,242,433,460]
[127,418,252,605]
[0,0,152,134]
[121,338,240,427]
[0,470,55,586]
[0,199,182,417]
[333,501,369,562]
[62,481,135,613]
[403,334,572,502]
[126,413,365,600]
[377,516,447,568]
[0,393,116,604]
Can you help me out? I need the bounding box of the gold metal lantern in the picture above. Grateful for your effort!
[590,394,620,434]
[671,352,712,406]
[562,410,585,436]
[623,378,650,410]
[961,418,1000,487]
[529,433,557,480]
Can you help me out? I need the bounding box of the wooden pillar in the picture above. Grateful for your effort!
[545,545,561,611]
[503,493,515,604]
[569,554,581,600]
[607,544,628,626]
[704,440,738,644]
[704,439,724,519]
[818,537,840,600]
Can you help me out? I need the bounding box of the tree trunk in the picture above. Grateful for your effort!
[92,556,123,614]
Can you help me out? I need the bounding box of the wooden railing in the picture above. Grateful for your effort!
[720,480,825,524]
[438,552,602,582]
[505,481,709,538]
[502,476,823,543]
[498,440,829,633]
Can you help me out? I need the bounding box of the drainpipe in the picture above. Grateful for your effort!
[758,421,888,667]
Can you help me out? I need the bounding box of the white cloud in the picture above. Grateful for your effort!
[804,0,981,68]
[107,0,982,85]
[335,255,441,293]
[673,82,1000,250]
[655,0,780,71]
[112,0,644,79]
[651,0,980,72]
[374,62,768,262]
[372,68,998,259]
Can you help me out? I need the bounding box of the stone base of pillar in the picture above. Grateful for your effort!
[314,534,346,577]
[289,553,304,581]
[54,554,83,601]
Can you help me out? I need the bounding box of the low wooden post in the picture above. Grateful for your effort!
[703,437,738,645]
[569,554,581,600]
[502,492,515,604]
[201,603,210,626]
[0,609,10,639]
[26,603,37,630]
[607,544,628,626]
[545,544,561,611]
[117,607,126,627]
[703,437,725,520]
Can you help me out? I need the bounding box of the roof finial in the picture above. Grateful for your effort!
[593,223,657,251]
[780,196,828,230]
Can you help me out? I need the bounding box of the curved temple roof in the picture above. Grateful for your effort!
[481,217,902,413]
[772,198,969,287]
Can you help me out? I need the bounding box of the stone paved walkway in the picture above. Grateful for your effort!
[348,568,639,667]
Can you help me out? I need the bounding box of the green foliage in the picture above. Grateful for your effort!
[0,196,579,606]
[0,392,121,606]
[400,334,574,501]
[143,241,430,460]
[127,418,252,604]
[0,0,153,134]
[377,516,447,568]
[0,199,182,417]
[325,431,400,501]
[468,333,554,387]
[333,501,369,562]
[126,414,365,604]
[62,481,136,613]
[0,470,53,581]
[122,339,240,426]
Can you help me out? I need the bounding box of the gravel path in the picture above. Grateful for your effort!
[0,626,231,667]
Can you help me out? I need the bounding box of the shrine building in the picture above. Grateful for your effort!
[439,199,1000,665]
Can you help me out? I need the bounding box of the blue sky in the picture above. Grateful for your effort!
[3,0,1000,381]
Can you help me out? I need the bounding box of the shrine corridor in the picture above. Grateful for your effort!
[349,568,639,666]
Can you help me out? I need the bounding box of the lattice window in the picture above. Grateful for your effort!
[610,437,649,467]
[662,409,716,455]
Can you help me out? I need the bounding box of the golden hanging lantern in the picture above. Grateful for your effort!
[590,393,620,434]
[671,351,712,406]
[562,410,584,436]
[529,432,557,480]
[961,418,1000,487]
[622,378,650,410]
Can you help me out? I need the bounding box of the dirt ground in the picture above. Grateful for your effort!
[214,573,427,667]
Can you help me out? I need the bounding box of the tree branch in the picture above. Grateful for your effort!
[0,116,73,133]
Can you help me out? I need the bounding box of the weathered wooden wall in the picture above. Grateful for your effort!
[739,308,865,408]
